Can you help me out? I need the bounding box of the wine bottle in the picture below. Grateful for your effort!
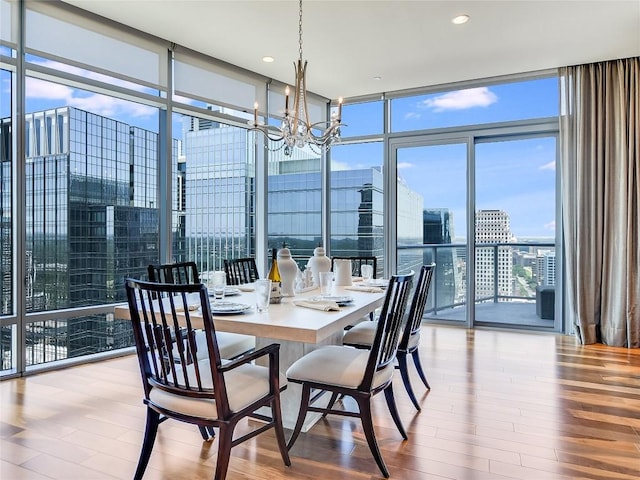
[267,248,281,283]
[267,248,282,304]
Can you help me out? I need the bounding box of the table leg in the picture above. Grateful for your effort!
[256,331,342,432]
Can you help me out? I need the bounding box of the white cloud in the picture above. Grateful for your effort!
[544,220,555,230]
[397,162,413,170]
[420,87,497,112]
[331,159,350,171]
[26,76,156,119]
[539,161,556,171]
[404,111,421,120]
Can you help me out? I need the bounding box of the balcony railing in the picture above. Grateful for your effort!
[397,242,555,316]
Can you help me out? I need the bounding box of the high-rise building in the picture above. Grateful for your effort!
[542,251,556,286]
[421,208,464,309]
[475,209,514,299]
[182,118,423,275]
[1,107,177,360]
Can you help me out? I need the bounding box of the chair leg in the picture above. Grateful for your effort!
[354,395,389,478]
[322,392,340,418]
[134,408,161,480]
[411,350,430,389]
[198,425,215,441]
[213,422,234,480]
[383,384,408,440]
[271,395,292,466]
[397,352,421,411]
[287,384,311,451]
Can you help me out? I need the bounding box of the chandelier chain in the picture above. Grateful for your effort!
[298,0,303,61]
[249,0,345,156]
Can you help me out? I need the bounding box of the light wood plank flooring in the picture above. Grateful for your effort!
[2,326,639,479]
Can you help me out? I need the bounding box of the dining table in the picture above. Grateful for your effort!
[114,281,387,431]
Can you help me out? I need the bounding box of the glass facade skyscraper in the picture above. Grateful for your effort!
[0,107,177,363]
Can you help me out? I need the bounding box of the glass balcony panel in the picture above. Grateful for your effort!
[25,313,133,368]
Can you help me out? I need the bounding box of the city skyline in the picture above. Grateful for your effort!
[1,70,559,241]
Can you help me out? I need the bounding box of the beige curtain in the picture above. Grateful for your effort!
[560,57,639,348]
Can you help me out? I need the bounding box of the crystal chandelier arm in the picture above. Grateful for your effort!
[249,0,345,155]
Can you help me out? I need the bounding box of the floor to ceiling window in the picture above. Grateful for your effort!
[23,76,162,366]
[172,111,257,280]
[0,66,14,371]
[329,100,386,277]
[391,76,560,330]
[474,136,557,328]
[394,142,468,323]
[1,0,567,377]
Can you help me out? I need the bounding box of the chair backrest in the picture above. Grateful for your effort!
[331,256,378,279]
[125,279,234,414]
[224,257,259,285]
[148,261,200,285]
[399,264,435,351]
[360,271,414,391]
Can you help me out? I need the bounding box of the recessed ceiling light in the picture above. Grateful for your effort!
[374,76,382,81]
[262,56,275,63]
[452,14,470,25]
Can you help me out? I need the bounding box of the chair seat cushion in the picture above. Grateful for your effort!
[342,320,377,347]
[149,360,286,419]
[343,321,420,351]
[286,345,394,390]
[196,331,255,360]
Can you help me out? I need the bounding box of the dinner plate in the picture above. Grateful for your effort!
[312,295,354,306]
[210,302,252,314]
[361,279,388,288]
[208,287,241,297]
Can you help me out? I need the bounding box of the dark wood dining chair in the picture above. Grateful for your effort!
[146,261,256,442]
[147,261,200,284]
[285,272,414,478]
[223,257,259,285]
[148,262,255,361]
[331,255,378,278]
[125,279,291,480]
[342,264,435,410]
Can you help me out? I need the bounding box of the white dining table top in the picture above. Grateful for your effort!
[114,284,386,344]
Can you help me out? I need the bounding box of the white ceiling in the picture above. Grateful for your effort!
[62,0,640,100]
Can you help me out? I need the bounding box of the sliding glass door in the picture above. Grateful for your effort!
[394,140,469,325]
[392,133,560,331]
[474,136,558,328]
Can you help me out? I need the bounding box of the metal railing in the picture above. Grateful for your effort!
[398,241,555,314]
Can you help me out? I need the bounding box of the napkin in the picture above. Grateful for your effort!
[344,285,384,293]
[238,285,255,292]
[293,300,340,311]
[175,303,200,312]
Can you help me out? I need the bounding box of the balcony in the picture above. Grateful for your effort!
[398,242,556,330]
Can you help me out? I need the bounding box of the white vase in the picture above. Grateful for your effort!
[306,246,332,286]
[334,259,353,286]
[277,247,298,296]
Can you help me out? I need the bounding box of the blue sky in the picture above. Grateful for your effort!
[2,65,558,241]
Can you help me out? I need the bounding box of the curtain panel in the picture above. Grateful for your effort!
[560,57,639,347]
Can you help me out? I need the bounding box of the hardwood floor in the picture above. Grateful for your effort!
[2,326,639,479]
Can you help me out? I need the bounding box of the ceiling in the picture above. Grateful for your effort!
[62,0,640,100]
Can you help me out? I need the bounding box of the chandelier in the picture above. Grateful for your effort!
[251,0,344,156]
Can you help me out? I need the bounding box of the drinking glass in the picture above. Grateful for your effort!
[318,271,334,296]
[255,279,272,312]
[211,270,227,303]
[361,264,373,283]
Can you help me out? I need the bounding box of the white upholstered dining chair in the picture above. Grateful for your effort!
[285,272,414,478]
